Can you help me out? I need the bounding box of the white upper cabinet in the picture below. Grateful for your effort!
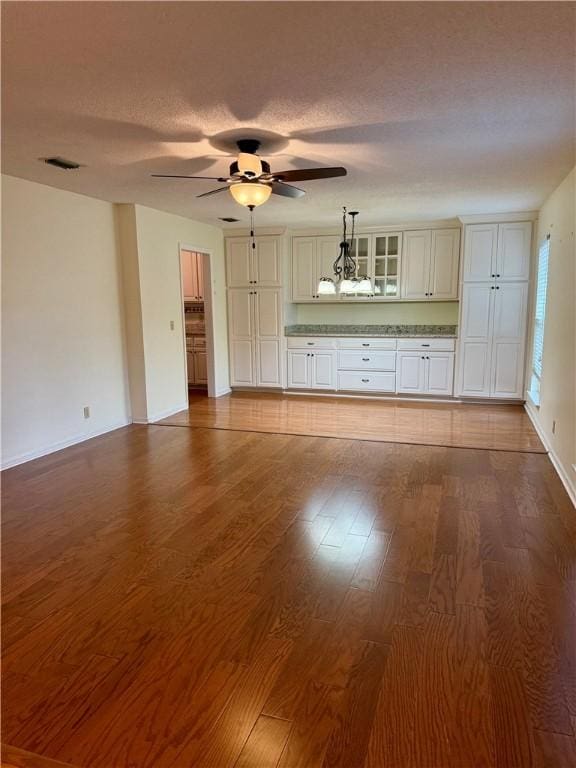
[292,228,459,302]
[496,222,531,281]
[317,237,341,300]
[253,238,281,286]
[226,236,281,288]
[292,238,316,301]
[226,239,252,287]
[462,224,498,282]
[430,229,460,299]
[402,231,431,298]
[462,222,531,283]
[401,229,460,300]
[372,233,402,299]
[291,236,340,301]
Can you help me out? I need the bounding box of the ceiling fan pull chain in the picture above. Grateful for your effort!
[249,205,256,255]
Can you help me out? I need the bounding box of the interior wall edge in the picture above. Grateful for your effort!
[524,401,576,508]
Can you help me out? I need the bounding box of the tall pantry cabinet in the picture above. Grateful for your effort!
[226,236,284,388]
[456,221,531,399]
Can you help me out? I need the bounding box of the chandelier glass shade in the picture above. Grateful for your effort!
[229,182,272,207]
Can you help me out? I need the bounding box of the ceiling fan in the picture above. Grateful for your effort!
[152,139,347,207]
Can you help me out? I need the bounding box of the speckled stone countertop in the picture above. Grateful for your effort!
[285,324,458,338]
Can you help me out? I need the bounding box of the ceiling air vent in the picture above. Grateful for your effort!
[219,217,240,223]
[42,157,81,170]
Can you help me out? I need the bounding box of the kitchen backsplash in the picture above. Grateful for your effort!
[294,301,459,326]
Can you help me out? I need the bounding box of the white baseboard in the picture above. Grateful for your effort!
[134,402,189,424]
[524,403,576,508]
[214,387,232,398]
[1,418,131,471]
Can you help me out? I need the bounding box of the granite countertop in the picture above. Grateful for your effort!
[284,324,458,338]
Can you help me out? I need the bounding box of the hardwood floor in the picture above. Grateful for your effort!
[159,391,546,453]
[2,422,574,767]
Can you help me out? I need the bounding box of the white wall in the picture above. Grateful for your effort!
[525,167,576,502]
[131,205,228,420]
[294,301,459,325]
[1,175,131,467]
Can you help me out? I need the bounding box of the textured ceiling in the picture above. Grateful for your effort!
[2,1,575,228]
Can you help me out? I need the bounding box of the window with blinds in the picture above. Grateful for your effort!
[530,235,550,403]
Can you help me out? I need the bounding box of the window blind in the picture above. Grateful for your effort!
[531,236,550,389]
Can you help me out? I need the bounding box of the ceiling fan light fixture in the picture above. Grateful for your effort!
[229,182,272,207]
[237,152,262,178]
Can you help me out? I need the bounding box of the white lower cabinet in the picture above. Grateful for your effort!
[287,350,336,390]
[396,351,454,395]
[228,288,284,388]
[457,280,528,399]
[287,336,455,395]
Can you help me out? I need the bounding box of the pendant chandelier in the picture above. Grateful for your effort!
[317,207,372,296]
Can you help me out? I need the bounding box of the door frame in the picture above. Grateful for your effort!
[178,243,217,398]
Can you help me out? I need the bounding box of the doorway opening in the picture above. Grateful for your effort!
[178,245,217,402]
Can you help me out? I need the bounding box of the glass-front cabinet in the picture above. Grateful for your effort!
[339,232,403,300]
[373,233,402,299]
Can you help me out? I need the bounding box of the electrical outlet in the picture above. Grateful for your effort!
[170,320,175,331]
[83,406,90,419]
[552,420,556,434]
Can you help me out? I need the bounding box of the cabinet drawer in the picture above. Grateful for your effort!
[338,372,396,392]
[397,338,455,352]
[338,351,396,371]
[287,337,337,350]
[337,338,397,350]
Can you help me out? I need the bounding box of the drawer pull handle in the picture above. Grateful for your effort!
[421,344,430,347]
[362,378,370,383]
[362,343,370,347]
[307,342,314,346]
[362,357,370,361]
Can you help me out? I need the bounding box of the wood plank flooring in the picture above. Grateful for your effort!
[159,392,546,453]
[2,421,574,767]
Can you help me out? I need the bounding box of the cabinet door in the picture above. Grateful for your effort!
[373,233,401,299]
[230,341,255,386]
[429,229,460,299]
[194,252,204,300]
[292,238,316,301]
[287,351,310,388]
[256,340,282,387]
[228,289,254,339]
[426,353,454,395]
[186,350,195,383]
[316,237,341,300]
[490,282,528,398]
[193,351,208,384]
[458,341,492,397]
[496,222,531,282]
[463,224,498,282]
[226,238,252,287]
[401,230,431,298]
[254,238,281,286]
[396,352,426,393]
[310,351,336,390]
[181,250,195,298]
[460,283,494,339]
[254,289,282,338]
